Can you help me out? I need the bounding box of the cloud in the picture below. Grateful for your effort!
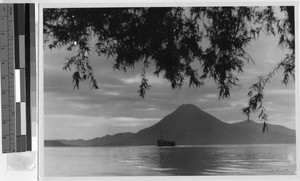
[114,123,151,127]
[109,117,160,122]
[108,117,160,127]
[119,75,141,84]
[101,91,120,96]
[265,89,295,95]
[204,107,235,112]
[196,98,208,102]
[101,83,125,88]
[70,102,93,110]
[229,99,248,107]
[137,107,157,111]
[119,74,167,85]
[204,93,218,99]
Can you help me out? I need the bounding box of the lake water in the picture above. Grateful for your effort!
[44,144,296,176]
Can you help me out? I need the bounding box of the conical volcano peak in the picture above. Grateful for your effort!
[176,104,202,112]
[174,104,204,114]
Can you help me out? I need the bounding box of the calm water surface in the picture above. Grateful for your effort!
[44,144,296,176]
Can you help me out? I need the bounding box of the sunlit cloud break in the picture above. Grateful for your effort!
[265,89,295,95]
[120,74,167,85]
[110,117,160,122]
[204,93,218,99]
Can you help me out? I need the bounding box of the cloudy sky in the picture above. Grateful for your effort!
[44,15,295,140]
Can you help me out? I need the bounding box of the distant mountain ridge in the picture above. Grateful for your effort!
[45,104,295,147]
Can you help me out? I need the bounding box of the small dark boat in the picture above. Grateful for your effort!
[157,128,175,147]
[157,139,175,147]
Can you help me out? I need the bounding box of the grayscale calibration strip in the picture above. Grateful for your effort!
[1,4,34,153]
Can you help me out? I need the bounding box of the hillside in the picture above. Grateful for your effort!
[45,104,296,146]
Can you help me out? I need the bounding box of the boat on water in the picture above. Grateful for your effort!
[157,139,175,147]
[157,129,175,147]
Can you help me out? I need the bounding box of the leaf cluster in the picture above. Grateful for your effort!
[44,7,265,98]
[242,6,295,130]
[44,6,295,127]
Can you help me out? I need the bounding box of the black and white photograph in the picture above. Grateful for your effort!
[43,5,297,177]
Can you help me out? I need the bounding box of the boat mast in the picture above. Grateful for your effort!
[160,120,163,140]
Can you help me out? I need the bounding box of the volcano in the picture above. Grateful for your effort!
[45,104,296,146]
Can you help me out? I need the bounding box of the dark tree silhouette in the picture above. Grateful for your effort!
[44,6,295,130]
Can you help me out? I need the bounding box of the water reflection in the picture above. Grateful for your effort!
[45,144,296,176]
[155,146,219,175]
[152,145,296,175]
